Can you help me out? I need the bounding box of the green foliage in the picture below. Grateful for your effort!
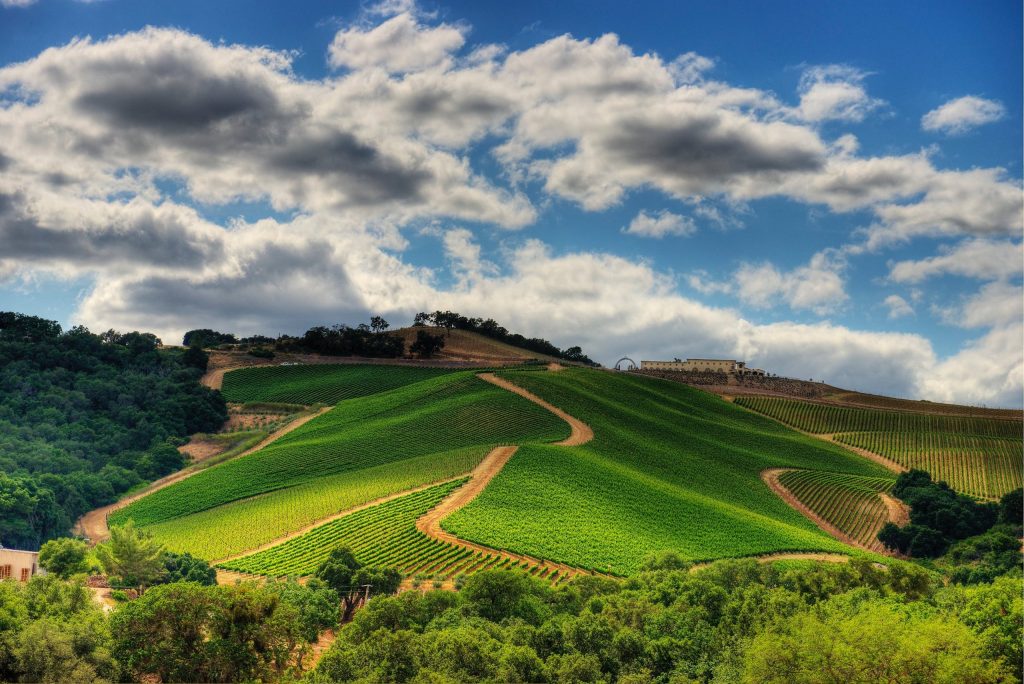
[445,369,888,573]
[313,562,1017,684]
[0,312,227,548]
[0,575,115,683]
[740,594,1009,683]
[161,551,216,586]
[181,343,209,371]
[942,525,1023,585]
[879,470,1001,558]
[37,537,89,578]
[116,373,568,528]
[109,582,313,682]
[220,363,460,405]
[181,328,237,348]
[410,329,445,358]
[999,487,1022,524]
[736,395,1023,498]
[95,522,167,589]
[314,546,401,621]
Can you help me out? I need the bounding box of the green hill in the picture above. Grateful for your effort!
[443,368,889,574]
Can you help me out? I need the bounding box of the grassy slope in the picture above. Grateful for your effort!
[115,371,569,556]
[220,364,461,405]
[144,446,490,560]
[444,369,890,574]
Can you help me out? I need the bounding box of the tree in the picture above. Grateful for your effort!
[181,329,237,348]
[162,551,216,586]
[998,488,1022,525]
[110,582,306,683]
[37,538,89,578]
[741,596,1011,683]
[315,547,400,621]
[409,330,445,359]
[412,312,432,327]
[182,343,209,371]
[95,522,167,589]
[369,316,390,334]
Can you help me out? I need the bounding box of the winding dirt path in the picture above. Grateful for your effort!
[879,493,910,527]
[478,373,593,446]
[75,407,330,544]
[212,475,464,566]
[761,468,906,556]
[414,446,587,579]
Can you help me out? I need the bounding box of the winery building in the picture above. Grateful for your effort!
[641,358,766,376]
[0,548,42,582]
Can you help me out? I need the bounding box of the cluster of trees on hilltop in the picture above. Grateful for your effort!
[0,312,227,549]
[413,310,595,364]
[182,312,595,364]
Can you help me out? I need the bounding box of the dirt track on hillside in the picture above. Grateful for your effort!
[762,468,906,556]
[75,407,329,544]
[478,373,593,446]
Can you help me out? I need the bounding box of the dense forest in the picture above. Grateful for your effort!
[0,312,227,549]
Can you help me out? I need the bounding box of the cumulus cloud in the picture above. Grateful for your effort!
[0,10,1021,406]
[889,239,1023,283]
[733,252,848,314]
[622,209,696,238]
[884,294,914,319]
[922,96,1006,135]
[795,65,884,123]
[328,12,465,73]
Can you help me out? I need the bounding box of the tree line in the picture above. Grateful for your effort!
[183,310,595,364]
[0,313,227,549]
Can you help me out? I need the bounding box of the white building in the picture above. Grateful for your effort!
[641,358,766,376]
[0,548,42,582]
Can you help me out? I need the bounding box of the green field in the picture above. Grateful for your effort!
[442,369,890,574]
[220,364,461,405]
[114,371,570,556]
[143,447,490,560]
[776,470,895,550]
[735,396,1023,499]
[834,432,1021,499]
[733,396,1020,438]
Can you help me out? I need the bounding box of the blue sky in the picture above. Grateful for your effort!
[0,0,1021,405]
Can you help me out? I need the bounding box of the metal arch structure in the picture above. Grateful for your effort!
[614,357,638,371]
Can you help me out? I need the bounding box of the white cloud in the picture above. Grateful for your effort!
[922,96,1006,135]
[0,15,1020,407]
[1,0,36,7]
[733,251,848,314]
[889,239,1023,283]
[795,65,884,123]
[328,12,465,73]
[884,294,914,319]
[622,209,696,238]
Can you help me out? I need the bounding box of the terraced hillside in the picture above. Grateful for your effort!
[112,371,570,559]
[443,369,891,574]
[772,470,897,552]
[735,395,1022,499]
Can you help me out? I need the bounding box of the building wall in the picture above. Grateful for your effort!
[640,359,766,375]
[0,549,40,582]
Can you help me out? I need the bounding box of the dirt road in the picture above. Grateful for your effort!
[75,407,329,544]
[478,373,593,446]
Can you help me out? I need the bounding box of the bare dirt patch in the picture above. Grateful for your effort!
[879,493,910,526]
